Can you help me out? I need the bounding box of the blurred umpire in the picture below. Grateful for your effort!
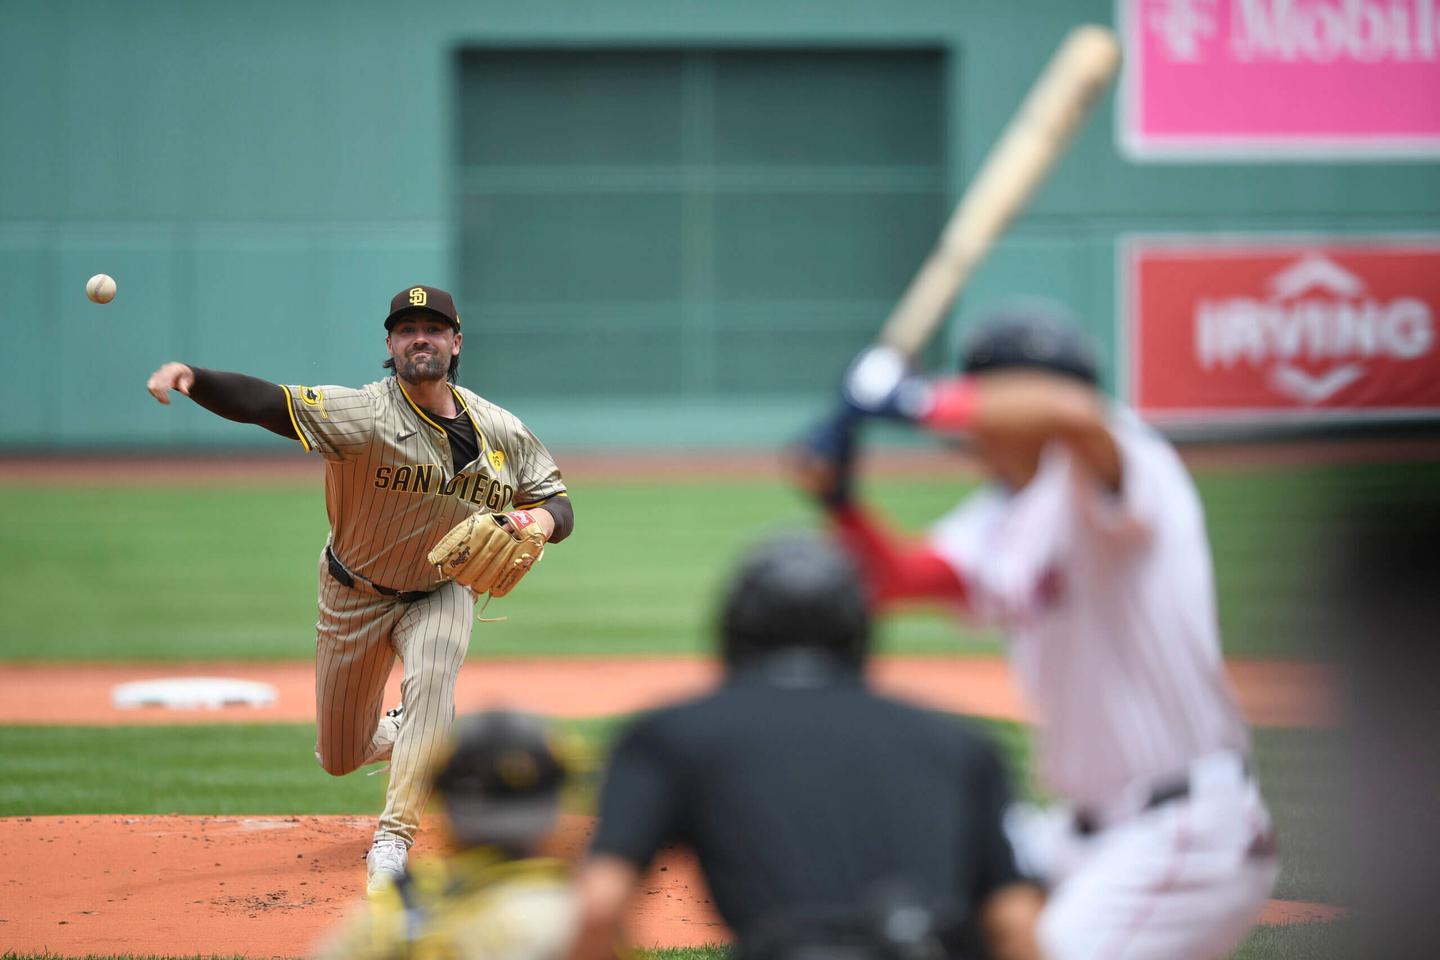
[315,710,578,960]
[569,535,1043,960]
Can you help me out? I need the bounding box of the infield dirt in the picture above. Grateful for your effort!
[0,655,1339,728]
[1,814,1344,957]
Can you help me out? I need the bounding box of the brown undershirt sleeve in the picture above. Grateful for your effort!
[185,366,299,441]
[537,495,574,544]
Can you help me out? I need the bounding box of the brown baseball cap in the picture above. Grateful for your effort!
[385,285,461,330]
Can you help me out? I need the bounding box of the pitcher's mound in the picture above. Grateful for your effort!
[0,814,726,958]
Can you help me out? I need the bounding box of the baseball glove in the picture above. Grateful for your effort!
[427,511,546,597]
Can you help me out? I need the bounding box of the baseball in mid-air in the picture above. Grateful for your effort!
[86,273,117,304]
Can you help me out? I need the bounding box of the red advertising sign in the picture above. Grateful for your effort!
[1123,238,1440,422]
[1120,0,1440,158]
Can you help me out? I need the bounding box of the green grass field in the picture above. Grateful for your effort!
[3,460,1427,662]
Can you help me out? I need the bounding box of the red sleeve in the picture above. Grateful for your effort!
[831,503,967,608]
[919,377,980,433]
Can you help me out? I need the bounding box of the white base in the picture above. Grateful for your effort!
[111,677,278,710]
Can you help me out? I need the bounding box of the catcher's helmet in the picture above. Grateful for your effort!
[720,534,871,670]
[958,299,1100,385]
[431,710,567,849]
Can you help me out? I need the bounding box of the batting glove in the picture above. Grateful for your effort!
[839,345,935,422]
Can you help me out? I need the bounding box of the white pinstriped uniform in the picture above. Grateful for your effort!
[930,411,1278,960]
[282,376,566,847]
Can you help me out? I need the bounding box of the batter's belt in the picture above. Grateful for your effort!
[1072,751,1254,836]
[326,545,433,603]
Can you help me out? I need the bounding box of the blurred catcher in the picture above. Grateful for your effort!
[314,710,578,960]
[145,285,575,893]
[794,300,1279,960]
[571,534,1042,960]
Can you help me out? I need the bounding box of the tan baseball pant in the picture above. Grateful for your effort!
[312,551,475,845]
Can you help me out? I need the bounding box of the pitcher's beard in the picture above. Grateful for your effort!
[397,352,446,382]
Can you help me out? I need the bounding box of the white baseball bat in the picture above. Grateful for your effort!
[878,24,1122,358]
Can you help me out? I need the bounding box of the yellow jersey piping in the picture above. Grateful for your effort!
[279,385,311,453]
[396,379,448,435]
[449,385,492,455]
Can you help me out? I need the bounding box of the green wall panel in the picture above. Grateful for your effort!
[184,234,328,446]
[713,191,945,301]
[460,192,686,304]
[455,47,948,417]
[2,0,1437,449]
[0,7,63,222]
[458,51,687,165]
[321,230,454,388]
[0,237,56,442]
[711,50,945,166]
[52,229,183,444]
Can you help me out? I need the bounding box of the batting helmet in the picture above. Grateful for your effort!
[957,299,1100,385]
[430,710,568,850]
[720,534,871,670]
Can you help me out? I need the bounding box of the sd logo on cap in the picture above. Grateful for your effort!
[386,284,461,330]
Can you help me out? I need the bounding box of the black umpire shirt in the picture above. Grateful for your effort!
[590,650,1024,954]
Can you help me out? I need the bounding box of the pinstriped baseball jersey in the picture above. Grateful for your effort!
[280,377,567,593]
[929,410,1249,810]
[288,373,568,851]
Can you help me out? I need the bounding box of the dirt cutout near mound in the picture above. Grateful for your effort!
[0,814,723,957]
[0,815,1341,959]
[0,656,1340,728]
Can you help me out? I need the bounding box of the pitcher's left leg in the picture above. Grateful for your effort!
[374,581,476,846]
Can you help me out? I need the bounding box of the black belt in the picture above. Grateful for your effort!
[1073,780,1190,836]
[1073,756,1252,836]
[326,546,431,603]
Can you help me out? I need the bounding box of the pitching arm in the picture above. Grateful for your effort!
[145,362,298,442]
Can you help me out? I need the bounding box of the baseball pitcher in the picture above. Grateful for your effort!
[146,284,574,895]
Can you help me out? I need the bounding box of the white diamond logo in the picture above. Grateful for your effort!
[1268,255,1365,299]
[1268,362,1366,406]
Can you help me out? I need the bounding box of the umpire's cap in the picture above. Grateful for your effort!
[385,284,461,331]
[431,710,567,849]
[958,299,1099,385]
[720,533,871,670]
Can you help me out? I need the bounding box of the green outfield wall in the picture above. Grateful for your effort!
[3,0,1437,449]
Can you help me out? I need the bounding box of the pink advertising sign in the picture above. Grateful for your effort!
[1120,0,1440,158]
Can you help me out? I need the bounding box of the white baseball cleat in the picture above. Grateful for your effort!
[365,834,409,896]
